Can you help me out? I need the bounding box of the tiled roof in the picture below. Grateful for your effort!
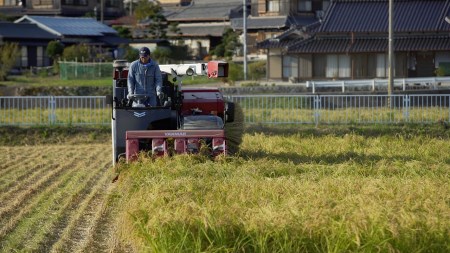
[14,15,118,36]
[320,0,450,33]
[257,38,297,49]
[257,22,320,49]
[165,0,242,21]
[288,36,450,53]
[175,23,228,37]
[258,0,450,51]
[231,15,318,30]
[0,21,59,40]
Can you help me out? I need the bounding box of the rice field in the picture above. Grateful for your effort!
[113,125,450,252]
[0,144,129,252]
[0,125,449,252]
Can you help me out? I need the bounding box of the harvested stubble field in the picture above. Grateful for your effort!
[0,125,449,252]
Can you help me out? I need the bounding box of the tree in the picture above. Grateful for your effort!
[213,28,241,59]
[134,0,167,39]
[113,26,132,39]
[62,44,90,61]
[46,41,64,61]
[0,42,20,81]
[168,22,183,42]
[120,45,139,62]
[152,46,172,64]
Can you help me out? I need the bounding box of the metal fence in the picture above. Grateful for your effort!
[228,94,450,125]
[306,77,450,93]
[59,61,113,80]
[0,96,109,126]
[0,94,449,126]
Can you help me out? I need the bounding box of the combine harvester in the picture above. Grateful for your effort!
[108,60,239,165]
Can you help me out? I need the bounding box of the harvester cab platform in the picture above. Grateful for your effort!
[108,60,234,165]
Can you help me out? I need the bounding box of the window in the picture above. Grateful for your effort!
[326,54,350,78]
[21,46,28,67]
[326,55,338,78]
[32,0,52,5]
[282,55,298,79]
[298,0,312,12]
[267,0,280,12]
[338,55,350,78]
[106,0,121,8]
[376,53,387,78]
[2,0,21,6]
[313,54,326,77]
[37,46,43,67]
[354,54,377,78]
[62,0,87,6]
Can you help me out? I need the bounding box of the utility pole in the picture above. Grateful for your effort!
[130,0,133,16]
[100,0,104,23]
[243,0,247,80]
[387,0,394,107]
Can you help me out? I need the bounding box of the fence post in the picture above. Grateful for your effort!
[314,95,321,126]
[341,81,345,93]
[48,96,56,124]
[403,95,410,122]
[75,58,78,78]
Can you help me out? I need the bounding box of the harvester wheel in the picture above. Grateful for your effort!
[225,102,244,155]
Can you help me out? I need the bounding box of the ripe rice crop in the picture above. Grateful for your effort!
[0,108,109,125]
[113,125,450,252]
[0,125,449,252]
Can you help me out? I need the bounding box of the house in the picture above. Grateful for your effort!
[161,0,243,60]
[258,0,450,82]
[14,15,129,60]
[0,0,125,20]
[0,21,59,69]
[231,0,325,57]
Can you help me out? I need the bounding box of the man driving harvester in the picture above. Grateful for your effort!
[127,46,164,107]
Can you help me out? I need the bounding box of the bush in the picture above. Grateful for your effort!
[248,61,266,80]
[120,45,139,62]
[213,28,241,59]
[46,41,64,60]
[152,46,172,64]
[225,62,244,84]
[62,44,90,61]
[0,42,20,81]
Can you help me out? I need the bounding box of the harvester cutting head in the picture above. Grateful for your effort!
[108,60,239,165]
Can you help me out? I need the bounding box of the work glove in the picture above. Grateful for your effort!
[127,93,133,100]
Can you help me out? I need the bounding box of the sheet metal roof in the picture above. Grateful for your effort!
[320,0,450,33]
[14,15,118,36]
[288,36,450,53]
[0,21,59,40]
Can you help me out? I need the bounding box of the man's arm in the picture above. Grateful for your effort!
[127,62,135,96]
[154,63,163,96]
